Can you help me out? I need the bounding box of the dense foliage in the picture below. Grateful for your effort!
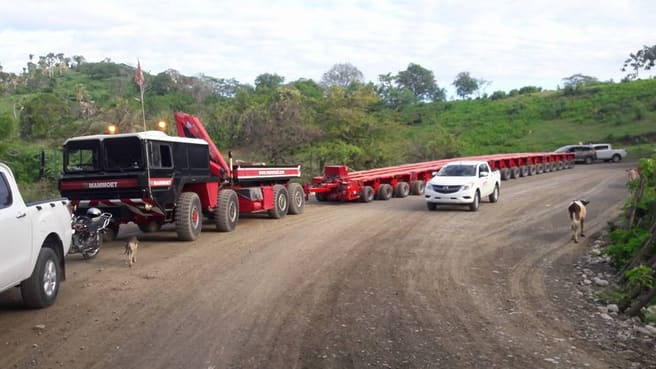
[0,51,655,191]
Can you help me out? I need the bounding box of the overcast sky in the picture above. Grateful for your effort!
[1,0,654,98]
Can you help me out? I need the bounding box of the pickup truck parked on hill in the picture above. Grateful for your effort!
[424,161,501,211]
[0,163,72,308]
[590,143,627,162]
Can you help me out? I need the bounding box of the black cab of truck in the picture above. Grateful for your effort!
[59,131,216,229]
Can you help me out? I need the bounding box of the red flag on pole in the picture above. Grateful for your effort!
[135,60,144,87]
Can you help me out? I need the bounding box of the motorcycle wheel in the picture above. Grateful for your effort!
[82,234,102,259]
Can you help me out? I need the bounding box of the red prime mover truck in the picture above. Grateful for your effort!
[59,112,305,241]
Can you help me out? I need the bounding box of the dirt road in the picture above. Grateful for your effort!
[1,162,652,369]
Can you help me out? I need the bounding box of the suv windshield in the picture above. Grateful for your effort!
[438,165,476,177]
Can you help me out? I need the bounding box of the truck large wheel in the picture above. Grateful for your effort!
[216,189,239,232]
[393,181,410,198]
[359,186,375,203]
[175,192,202,241]
[20,247,61,308]
[268,184,289,219]
[410,180,425,195]
[287,183,305,215]
[376,183,393,200]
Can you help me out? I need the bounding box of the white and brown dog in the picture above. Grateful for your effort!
[568,200,590,243]
[124,236,139,267]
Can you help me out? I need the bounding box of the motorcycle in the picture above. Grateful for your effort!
[70,207,113,259]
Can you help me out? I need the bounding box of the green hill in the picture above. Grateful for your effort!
[1,59,655,198]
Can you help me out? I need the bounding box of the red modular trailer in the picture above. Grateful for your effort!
[59,112,306,242]
[306,152,575,202]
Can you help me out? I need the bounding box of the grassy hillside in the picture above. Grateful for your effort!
[1,62,655,197]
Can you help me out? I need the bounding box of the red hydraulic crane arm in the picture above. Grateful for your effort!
[174,112,231,178]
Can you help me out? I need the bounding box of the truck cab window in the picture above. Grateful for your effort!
[104,137,143,170]
[149,142,173,168]
[0,173,12,209]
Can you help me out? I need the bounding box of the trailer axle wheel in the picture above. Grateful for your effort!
[287,183,305,215]
[216,189,239,232]
[268,184,289,219]
[359,186,375,203]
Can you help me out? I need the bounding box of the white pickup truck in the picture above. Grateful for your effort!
[424,160,500,211]
[590,143,627,163]
[0,163,72,308]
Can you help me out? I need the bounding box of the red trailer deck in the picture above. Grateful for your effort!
[306,152,575,202]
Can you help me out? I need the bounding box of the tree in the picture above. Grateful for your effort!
[20,93,72,139]
[376,73,416,109]
[561,74,597,95]
[452,71,479,99]
[255,73,284,91]
[622,45,656,80]
[396,63,445,102]
[321,63,364,88]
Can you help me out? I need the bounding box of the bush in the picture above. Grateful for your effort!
[604,228,650,267]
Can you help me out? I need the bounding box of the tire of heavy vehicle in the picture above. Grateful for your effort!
[520,166,529,177]
[488,183,500,203]
[612,154,622,163]
[287,183,305,215]
[175,192,202,241]
[510,167,520,179]
[376,183,393,200]
[585,156,593,164]
[427,202,437,211]
[469,190,480,211]
[544,162,552,172]
[500,168,510,180]
[410,180,425,195]
[268,184,289,219]
[315,193,327,202]
[393,181,410,198]
[20,246,61,308]
[216,189,239,232]
[536,163,544,174]
[528,165,536,176]
[359,186,375,203]
[556,161,564,170]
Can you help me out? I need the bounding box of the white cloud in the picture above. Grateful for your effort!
[0,0,654,92]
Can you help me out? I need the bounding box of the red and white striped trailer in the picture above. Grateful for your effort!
[306,152,575,202]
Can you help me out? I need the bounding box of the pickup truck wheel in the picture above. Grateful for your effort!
[376,183,393,200]
[20,247,60,308]
[393,181,410,198]
[268,184,289,219]
[175,192,202,241]
[585,156,593,164]
[287,183,305,215]
[426,202,437,211]
[469,190,480,211]
[359,186,375,203]
[216,189,239,232]
[488,184,500,203]
[612,154,621,163]
[410,180,425,195]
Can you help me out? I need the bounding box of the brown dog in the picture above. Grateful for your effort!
[124,236,139,267]
[568,200,590,243]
